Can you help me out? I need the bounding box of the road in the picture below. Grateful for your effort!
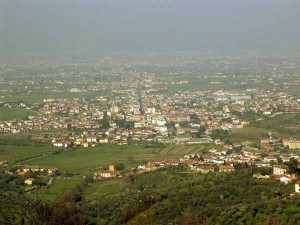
[138,76,144,116]
[48,177,54,185]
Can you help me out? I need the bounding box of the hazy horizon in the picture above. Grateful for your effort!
[1,0,300,57]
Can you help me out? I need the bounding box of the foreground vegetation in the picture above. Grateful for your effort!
[1,168,299,225]
[82,169,300,225]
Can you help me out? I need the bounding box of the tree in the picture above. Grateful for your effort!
[287,158,300,174]
[196,126,206,138]
[101,112,110,129]
[116,163,125,171]
[190,114,200,124]
[277,157,283,165]
[67,124,72,131]
[179,121,189,128]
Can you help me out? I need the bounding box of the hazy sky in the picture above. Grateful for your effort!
[1,0,300,56]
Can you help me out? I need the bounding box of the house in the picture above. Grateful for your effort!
[24,178,35,185]
[46,167,59,175]
[99,138,109,144]
[182,159,198,167]
[109,165,115,172]
[254,161,271,167]
[0,161,9,166]
[53,142,64,147]
[93,171,119,179]
[218,165,235,172]
[83,142,89,148]
[21,166,58,175]
[273,165,288,175]
[264,156,277,163]
[137,164,158,172]
[280,154,292,163]
[272,175,295,184]
[260,142,275,151]
[197,166,215,174]
[86,135,98,143]
[295,181,300,193]
[282,138,300,149]
[279,176,293,184]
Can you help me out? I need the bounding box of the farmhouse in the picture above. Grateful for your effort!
[295,181,300,193]
[93,171,119,179]
[197,166,215,173]
[218,165,235,172]
[0,161,9,166]
[282,138,300,149]
[273,165,288,175]
[21,166,58,175]
[24,178,35,185]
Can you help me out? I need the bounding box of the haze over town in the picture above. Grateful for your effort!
[1,1,300,225]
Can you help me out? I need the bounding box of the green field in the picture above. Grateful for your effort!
[155,144,219,158]
[24,145,159,174]
[231,127,268,142]
[28,178,84,201]
[0,107,36,121]
[0,144,58,163]
[83,179,123,201]
[12,143,219,175]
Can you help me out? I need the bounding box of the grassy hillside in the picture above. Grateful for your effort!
[249,113,300,138]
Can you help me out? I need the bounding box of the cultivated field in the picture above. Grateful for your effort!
[4,142,220,174]
[24,144,159,174]
[0,144,57,163]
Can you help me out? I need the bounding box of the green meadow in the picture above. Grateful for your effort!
[24,145,159,174]
[28,178,84,201]
[0,107,36,121]
[10,143,218,175]
[0,144,57,163]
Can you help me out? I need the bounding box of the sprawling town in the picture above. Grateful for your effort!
[1,53,300,224]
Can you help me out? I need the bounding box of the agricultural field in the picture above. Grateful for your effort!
[28,178,84,201]
[231,127,268,143]
[0,107,36,121]
[0,143,58,163]
[83,179,123,201]
[5,142,220,175]
[154,143,219,159]
[24,144,159,174]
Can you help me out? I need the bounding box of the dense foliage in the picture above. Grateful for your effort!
[82,169,300,225]
[1,168,300,225]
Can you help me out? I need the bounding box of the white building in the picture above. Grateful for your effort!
[295,181,300,193]
[273,165,288,175]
